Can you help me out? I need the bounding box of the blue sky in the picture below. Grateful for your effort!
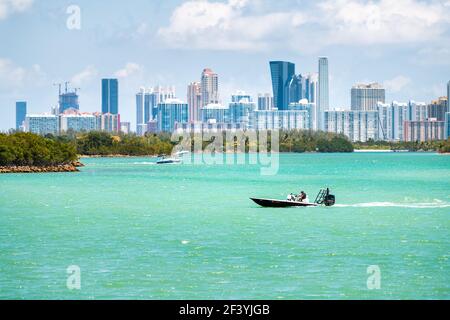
[0,0,449,130]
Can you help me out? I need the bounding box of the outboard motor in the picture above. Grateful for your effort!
[324,193,335,207]
[314,188,336,207]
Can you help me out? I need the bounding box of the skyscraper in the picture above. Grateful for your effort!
[201,69,219,107]
[136,88,147,136]
[16,101,27,130]
[318,57,329,130]
[187,82,202,122]
[102,79,119,114]
[270,61,295,110]
[156,98,188,132]
[447,80,450,112]
[351,83,386,111]
[257,93,274,111]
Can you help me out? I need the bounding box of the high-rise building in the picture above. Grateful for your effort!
[318,57,329,130]
[257,93,274,111]
[427,97,448,121]
[156,98,188,132]
[447,81,450,112]
[136,88,148,136]
[289,99,316,130]
[288,74,303,104]
[270,61,295,110]
[201,68,219,107]
[102,79,119,114]
[351,83,385,111]
[229,100,257,130]
[445,112,450,139]
[25,114,59,135]
[231,91,252,103]
[408,101,428,121]
[253,110,310,131]
[404,120,445,142]
[187,82,202,122]
[324,110,378,142]
[58,84,80,114]
[60,113,97,133]
[16,101,27,130]
[201,103,229,124]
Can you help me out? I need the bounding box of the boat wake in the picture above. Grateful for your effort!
[132,162,156,165]
[335,201,450,209]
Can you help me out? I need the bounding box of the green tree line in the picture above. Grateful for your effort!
[0,132,77,166]
[354,139,450,153]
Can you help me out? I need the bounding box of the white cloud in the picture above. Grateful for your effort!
[319,0,448,45]
[0,58,44,90]
[71,65,98,87]
[114,62,141,78]
[157,0,308,51]
[384,75,412,93]
[0,0,33,20]
[157,0,450,52]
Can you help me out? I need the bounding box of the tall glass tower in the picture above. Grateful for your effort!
[447,80,450,113]
[270,61,295,110]
[318,57,329,130]
[102,79,119,114]
[16,101,27,130]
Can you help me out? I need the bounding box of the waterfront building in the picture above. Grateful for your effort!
[24,114,59,135]
[136,86,176,135]
[201,68,219,107]
[448,81,450,112]
[270,61,295,110]
[351,83,385,111]
[404,120,445,142]
[147,120,158,134]
[99,113,120,133]
[324,110,379,142]
[16,101,27,131]
[136,88,147,136]
[187,82,202,122]
[60,112,97,133]
[156,98,188,133]
[102,79,119,114]
[408,101,428,121]
[305,73,318,104]
[318,57,329,130]
[229,100,257,130]
[231,91,252,103]
[376,101,409,141]
[175,122,244,134]
[120,122,131,134]
[289,99,316,130]
[253,110,310,131]
[445,112,450,139]
[288,74,303,104]
[427,97,448,121]
[201,103,229,124]
[257,93,274,111]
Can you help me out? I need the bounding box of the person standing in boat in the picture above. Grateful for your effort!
[298,191,307,202]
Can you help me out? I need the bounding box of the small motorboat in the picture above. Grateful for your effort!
[156,154,182,164]
[251,188,335,208]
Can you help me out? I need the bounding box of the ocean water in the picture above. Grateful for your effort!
[0,153,449,300]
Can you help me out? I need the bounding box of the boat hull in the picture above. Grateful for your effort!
[250,198,318,208]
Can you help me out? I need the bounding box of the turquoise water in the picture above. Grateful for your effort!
[0,153,449,300]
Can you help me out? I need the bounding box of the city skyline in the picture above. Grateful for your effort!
[1,0,450,131]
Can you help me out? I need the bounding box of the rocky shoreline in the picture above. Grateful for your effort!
[0,161,84,174]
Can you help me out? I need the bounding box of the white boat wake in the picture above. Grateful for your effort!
[335,201,450,209]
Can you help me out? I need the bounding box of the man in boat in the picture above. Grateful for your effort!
[298,191,307,202]
[287,193,295,201]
